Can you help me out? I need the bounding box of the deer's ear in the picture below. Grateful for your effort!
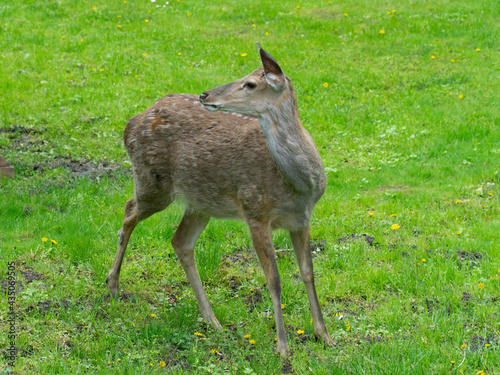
[257,42,285,91]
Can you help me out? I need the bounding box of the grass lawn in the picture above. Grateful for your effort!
[1,0,499,373]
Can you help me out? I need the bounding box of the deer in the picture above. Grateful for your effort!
[106,43,334,355]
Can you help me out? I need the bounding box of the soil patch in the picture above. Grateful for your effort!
[0,125,44,135]
[364,335,386,344]
[25,299,72,315]
[338,233,376,247]
[242,289,263,313]
[1,280,24,294]
[33,155,128,180]
[470,335,498,352]
[310,239,327,254]
[462,291,472,305]
[457,251,482,267]
[21,270,44,283]
[281,359,294,374]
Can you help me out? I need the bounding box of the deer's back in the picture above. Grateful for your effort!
[124,94,320,229]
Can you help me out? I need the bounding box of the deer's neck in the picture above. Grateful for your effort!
[258,90,325,195]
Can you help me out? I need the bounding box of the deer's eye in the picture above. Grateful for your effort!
[246,82,256,89]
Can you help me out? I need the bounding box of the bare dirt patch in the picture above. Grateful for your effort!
[33,155,128,180]
[456,250,482,268]
[338,233,376,247]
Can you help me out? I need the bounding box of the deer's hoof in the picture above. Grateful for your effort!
[106,275,119,298]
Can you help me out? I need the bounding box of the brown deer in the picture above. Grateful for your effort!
[106,43,334,354]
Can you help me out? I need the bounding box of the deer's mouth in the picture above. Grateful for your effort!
[202,103,221,111]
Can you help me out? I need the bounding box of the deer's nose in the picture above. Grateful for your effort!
[199,92,209,102]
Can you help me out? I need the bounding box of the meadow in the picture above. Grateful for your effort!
[0,0,499,373]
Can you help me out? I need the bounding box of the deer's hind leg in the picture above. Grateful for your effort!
[107,192,173,297]
[171,209,222,330]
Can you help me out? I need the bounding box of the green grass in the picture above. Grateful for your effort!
[1,0,499,373]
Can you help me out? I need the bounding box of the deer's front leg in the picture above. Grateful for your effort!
[248,220,289,355]
[290,226,335,346]
[171,210,222,330]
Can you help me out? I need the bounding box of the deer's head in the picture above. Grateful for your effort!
[200,43,291,115]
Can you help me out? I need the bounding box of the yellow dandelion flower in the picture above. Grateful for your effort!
[451,360,455,364]
[344,13,348,16]
[145,19,149,23]
[459,94,464,99]
[249,339,255,344]
[100,68,105,72]
[187,13,192,16]
[107,361,110,365]
[455,200,461,204]
[369,212,374,216]
[391,224,400,230]
[274,337,277,342]
[281,303,285,309]
[160,361,166,366]
[422,258,426,263]
[379,30,385,34]
[42,237,48,242]
[61,36,66,39]
[150,313,157,318]
[118,25,122,28]
[93,6,97,11]
[252,24,256,27]
[297,330,304,334]
[323,82,329,88]
[488,192,494,197]
[194,332,203,336]
[178,52,182,56]
[117,358,121,362]
[148,10,152,13]
[478,282,484,288]
[149,363,153,367]
[392,10,396,13]
[297,6,300,9]
[346,326,351,331]
[341,42,344,45]
[241,53,247,57]
[431,55,435,59]
[132,323,135,327]
[244,334,251,339]
[51,239,57,244]
[451,59,455,63]
[460,344,467,349]
[387,11,391,14]
[485,344,490,347]
[390,214,398,217]
[143,53,148,56]
[457,232,461,235]
[476,48,481,52]
[265,32,270,35]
